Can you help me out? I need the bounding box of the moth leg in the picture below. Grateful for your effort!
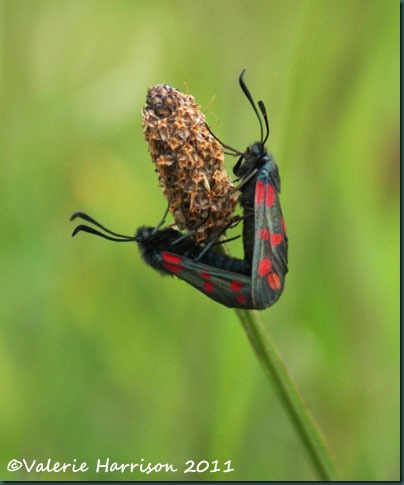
[153,203,171,232]
[170,210,212,246]
[194,216,242,261]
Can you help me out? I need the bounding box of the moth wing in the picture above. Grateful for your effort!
[251,172,288,309]
[159,251,253,309]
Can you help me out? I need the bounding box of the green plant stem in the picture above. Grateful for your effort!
[235,308,340,481]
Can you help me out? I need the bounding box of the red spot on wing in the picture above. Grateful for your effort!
[256,181,275,207]
[235,294,247,305]
[258,258,272,276]
[203,281,214,293]
[230,280,243,292]
[281,217,287,237]
[258,228,270,240]
[161,252,183,273]
[267,272,282,290]
[266,184,276,207]
[270,233,283,246]
[255,180,265,206]
[162,252,182,264]
[162,262,183,274]
[201,271,211,279]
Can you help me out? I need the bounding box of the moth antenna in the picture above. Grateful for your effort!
[70,211,130,239]
[71,224,136,242]
[239,68,264,144]
[258,100,270,145]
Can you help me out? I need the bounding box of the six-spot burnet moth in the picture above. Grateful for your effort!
[70,212,254,309]
[214,69,288,310]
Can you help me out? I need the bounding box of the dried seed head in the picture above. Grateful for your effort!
[142,83,237,242]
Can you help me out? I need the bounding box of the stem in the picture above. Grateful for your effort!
[235,308,340,480]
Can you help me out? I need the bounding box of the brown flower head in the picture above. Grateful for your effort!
[142,83,237,242]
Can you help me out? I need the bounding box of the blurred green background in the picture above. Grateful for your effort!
[0,0,399,481]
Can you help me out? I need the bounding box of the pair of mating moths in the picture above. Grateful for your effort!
[71,70,288,310]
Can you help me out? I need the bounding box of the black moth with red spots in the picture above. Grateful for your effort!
[70,212,254,309]
[220,69,288,309]
[137,226,253,309]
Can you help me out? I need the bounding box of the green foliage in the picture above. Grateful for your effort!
[0,0,398,480]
